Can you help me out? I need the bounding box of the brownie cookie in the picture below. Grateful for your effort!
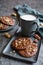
[18,43,38,58]
[0,16,15,26]
[11,37,33,50]
[0,22,9,30]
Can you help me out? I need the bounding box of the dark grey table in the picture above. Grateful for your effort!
[0,0,43,65]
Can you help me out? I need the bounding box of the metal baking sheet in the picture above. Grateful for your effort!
[2,33,41,63]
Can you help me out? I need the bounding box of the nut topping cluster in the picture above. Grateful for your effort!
[11,37,38,58]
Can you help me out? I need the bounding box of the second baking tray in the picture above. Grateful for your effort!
[2,33,41,63]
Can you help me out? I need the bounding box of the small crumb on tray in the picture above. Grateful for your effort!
[10,51,12,54]
[12,50,15,53]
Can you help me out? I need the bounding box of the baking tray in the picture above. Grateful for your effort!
[0,23,19,33]
[2,32,41,63]
[0,16,19,32]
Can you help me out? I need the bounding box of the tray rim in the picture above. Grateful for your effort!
[2,35,41,63]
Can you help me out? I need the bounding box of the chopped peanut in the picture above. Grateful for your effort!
[34,34,41,40]
[11,13,17,17]
[4,33,11,38]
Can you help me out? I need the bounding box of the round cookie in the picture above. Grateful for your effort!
[11,37,33,50]
[0,22,9,30]
[0,16,15,26]
[18,43,38,58]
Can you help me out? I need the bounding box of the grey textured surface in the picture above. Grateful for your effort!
[0,0,43,65]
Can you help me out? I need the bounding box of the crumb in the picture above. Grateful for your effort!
[10,51,12,54]
[13,50,15,53]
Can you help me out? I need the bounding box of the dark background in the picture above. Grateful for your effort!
[0,0,43,65]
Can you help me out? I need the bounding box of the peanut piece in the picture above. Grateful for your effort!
[33,39,38,43]
[11,13,17,17]
[4,33,11,38]
[34,34,41,40]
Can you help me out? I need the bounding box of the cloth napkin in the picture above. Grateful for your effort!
[14,4,43,38]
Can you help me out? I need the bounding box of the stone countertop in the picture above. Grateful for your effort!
[0,0,43,65]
